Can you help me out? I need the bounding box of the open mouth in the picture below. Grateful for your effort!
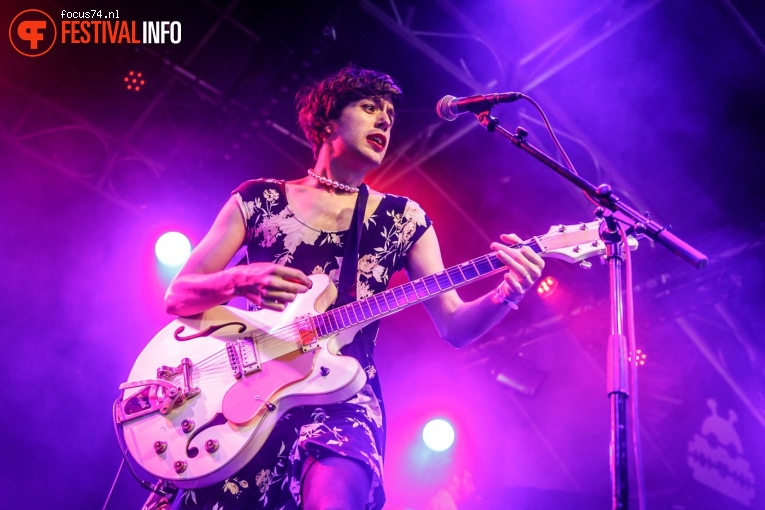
[366,134,386,150]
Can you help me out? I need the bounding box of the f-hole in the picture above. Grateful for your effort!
[185,412,228,458]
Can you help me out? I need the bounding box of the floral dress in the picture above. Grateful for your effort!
[144,179,432,510]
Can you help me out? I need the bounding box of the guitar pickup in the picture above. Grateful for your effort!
[297,315,319,352]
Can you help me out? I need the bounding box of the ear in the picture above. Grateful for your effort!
[320,123,334,142]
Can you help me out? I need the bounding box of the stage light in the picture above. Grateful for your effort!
[629,348,647,367]
[536,275,558,298]
[422,419,455,452]
[155,232,191,267]
[124,70,146,92]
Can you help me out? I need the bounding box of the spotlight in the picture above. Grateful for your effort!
[124,70,146,92]
[422,419,455,452]
[155,232,191,267]
[536,275,558,299]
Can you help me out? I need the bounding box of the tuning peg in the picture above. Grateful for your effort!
[580,260,592,269]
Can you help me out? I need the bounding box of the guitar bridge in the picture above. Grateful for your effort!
[227,337,261,379]
[116,358,200,423]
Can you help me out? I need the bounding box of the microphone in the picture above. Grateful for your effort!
[436,92,524,121]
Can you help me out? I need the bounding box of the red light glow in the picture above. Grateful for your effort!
[124,71,146,92]
[628,349,647,367]
[536,275,558,298]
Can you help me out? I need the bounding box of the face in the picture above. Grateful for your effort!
[325,96,395,170]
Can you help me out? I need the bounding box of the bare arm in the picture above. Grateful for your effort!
[164,195,312,317]
[405,227,544,348]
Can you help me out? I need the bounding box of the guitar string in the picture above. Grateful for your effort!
[160,241,565,384]
[185,250,496,362]
[175,321,308,381]
[172,251,508,378]
[188,300,463,381]
[188,282,438,379]
[174,250,517,375]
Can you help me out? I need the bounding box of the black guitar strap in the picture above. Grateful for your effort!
[334,183,368,307]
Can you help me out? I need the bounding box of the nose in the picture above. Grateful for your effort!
[375,111,391,131]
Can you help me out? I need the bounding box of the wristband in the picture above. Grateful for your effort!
[491,283,519,310]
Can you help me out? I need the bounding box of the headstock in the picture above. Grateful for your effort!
[534,220,639,263]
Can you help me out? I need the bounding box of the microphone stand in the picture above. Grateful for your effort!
[472,110,707,509]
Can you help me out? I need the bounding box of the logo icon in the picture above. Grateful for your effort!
[687,398,755,505]
[9,9,57,57]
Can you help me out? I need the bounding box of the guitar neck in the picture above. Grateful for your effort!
[312,240,541,338]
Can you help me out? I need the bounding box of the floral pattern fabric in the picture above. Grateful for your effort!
[144,179,431,510]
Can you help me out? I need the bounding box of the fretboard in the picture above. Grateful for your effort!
[312,240,539,338]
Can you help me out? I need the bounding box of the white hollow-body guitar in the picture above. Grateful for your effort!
[115,220,637,488]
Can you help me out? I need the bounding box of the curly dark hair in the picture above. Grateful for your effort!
[296,65,402,158]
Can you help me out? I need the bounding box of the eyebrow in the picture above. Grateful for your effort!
[371,97,395,121]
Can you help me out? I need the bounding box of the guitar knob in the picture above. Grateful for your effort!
[320,366,330,377]
[174,460,187,474]
[181,419,195,433]
[205,439,219,453]
[153,440,167,454]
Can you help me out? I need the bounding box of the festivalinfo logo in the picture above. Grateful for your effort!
[9,8,182,57]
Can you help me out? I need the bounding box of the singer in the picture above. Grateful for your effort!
[142,65,544,510]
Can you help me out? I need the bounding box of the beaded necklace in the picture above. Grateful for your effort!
[307,169,360,193]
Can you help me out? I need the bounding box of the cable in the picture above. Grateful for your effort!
[510,90,646,507]
[519,94,604,210]
[111,397,177,501]
[519,94,577,174]
[101,457,125,510]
